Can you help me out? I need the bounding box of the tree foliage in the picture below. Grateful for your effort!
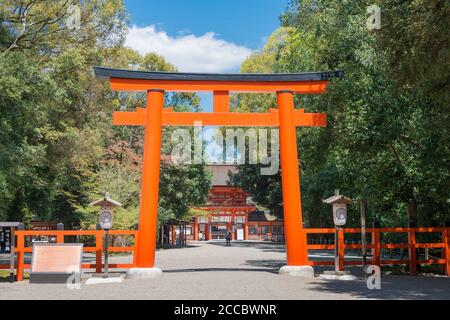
[0,0,447,231]
[0,1,210,229]
[375,0,450,105]
[232,0,449,227]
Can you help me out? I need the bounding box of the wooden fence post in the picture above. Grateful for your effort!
[338,228,345,271]
[16,231,24,281]
[408,228,417,276]
[56,232,64,244]
[95,229,103,273]
[443,228,450,276]
[132,229,139,267]
[373,229,381,267]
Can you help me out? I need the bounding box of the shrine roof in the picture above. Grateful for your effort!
[0,222,21,227]
[208,165,238,186]
[248,211,281,222]
[94,67,343,82]
[322,194,353,205]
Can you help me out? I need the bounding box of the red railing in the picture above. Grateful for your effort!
[305,227,450,276]
[2,227,449,281]
[0,230,137,281]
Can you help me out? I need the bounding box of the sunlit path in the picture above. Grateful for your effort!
[1,242,449,300]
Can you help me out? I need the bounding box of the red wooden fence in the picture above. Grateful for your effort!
[306,227,450,276]
[1,227,449,281]
[0,230,137,281]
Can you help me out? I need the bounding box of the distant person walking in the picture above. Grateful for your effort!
[225,232,231,247]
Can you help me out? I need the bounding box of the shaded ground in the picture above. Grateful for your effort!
[0,241,448,300]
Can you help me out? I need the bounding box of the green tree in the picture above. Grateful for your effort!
[232,0,450,228]
[0,1,211,230]
[76,47,210,229]
[375,0,450,105]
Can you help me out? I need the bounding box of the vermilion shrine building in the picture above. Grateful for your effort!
[190,165,284,242]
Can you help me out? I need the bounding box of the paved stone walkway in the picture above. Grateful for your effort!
[0,241,449,300]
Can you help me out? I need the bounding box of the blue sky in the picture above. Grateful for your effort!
[123,0,289,110]
[124,0,289,50]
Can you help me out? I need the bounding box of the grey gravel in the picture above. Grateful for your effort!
[0,241,448,300]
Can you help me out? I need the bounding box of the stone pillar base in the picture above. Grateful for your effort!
[86,276,123,285]
[126,268,163,280]
[318,270,358,281]
[279,265,315,278]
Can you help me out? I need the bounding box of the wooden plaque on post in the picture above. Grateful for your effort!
[30,243,83,284]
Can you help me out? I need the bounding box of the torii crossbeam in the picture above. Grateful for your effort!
[94,67,343,277]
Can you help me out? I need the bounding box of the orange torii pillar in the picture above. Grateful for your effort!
[126,89,165,279]
[136,89,164,268]
[94,66,342,278]
[277,91,309,270]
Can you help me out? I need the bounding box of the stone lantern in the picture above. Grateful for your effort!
[323,191,353,227]
[90,194,122,280]
[323,190,353,275]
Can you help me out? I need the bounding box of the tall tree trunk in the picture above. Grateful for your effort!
[407,199,420,272]
[407,199,417,227]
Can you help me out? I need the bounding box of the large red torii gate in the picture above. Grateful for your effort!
[94,67,342,277]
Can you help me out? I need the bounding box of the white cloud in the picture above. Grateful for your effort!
[125,25,253,73]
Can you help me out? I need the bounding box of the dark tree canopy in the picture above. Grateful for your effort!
[232,0,449,228]
[0,1,210,229]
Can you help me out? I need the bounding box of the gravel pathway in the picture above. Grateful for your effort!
[0,241,448,300]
